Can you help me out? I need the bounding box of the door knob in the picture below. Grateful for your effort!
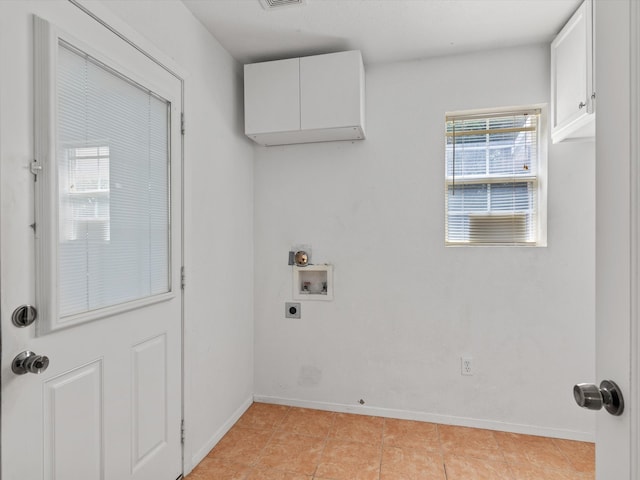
[574,380,624,416]
[12,351,50,375]
[578,101,587,109]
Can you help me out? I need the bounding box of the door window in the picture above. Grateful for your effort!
[57,42,170,318]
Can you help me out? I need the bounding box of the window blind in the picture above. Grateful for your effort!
[57,42,170,318]
[445,109,540,245]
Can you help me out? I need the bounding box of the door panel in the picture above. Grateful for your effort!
[0,2,183,479]
[44,361,103,480]
[132,334,169,472]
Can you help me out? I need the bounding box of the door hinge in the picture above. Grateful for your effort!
[181,419,185,444]
[30,160,42,179]
[181,266,185,290]
[181,113,185,135]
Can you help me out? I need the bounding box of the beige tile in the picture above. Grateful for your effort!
[245,468,311,480]
[278,407,335,438]
[330,413,384,445]
[185,457,249,480]
[444,454,512,480]
[383,418,440,452]
[208,426,273,466]
[192,408,593,480]
[256,432,325,475]
[438,425,504,462]
[494,431,552,465]
[509,464,587,480]
[321,438,381,465]
[525,444,575,472]
[236,403,290,431]
[315,461,380,480]
[315,438,381,480]
[494,432,574,472]
[552,439,595,473]
[381,445,446,480]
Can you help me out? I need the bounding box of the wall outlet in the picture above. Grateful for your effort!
[461,356,473,376]
[285,302,301,319]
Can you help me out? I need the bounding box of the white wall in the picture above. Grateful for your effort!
[253,44,597,440]
[94,1,256,469]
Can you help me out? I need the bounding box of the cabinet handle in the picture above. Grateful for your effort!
[579,102,586,109]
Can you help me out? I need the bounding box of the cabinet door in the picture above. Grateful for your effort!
[244,58,300,135]
[551,0,593,140]
[300,51,363,130]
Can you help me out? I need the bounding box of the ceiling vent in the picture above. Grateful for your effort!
[259,0,306,10]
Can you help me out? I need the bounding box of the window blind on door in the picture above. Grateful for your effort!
[445,109,540,245]
[57,41,170,318]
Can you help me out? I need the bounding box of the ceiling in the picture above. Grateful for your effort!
[182,0,582,66]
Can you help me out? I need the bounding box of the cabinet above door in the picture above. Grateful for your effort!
[244,57,300,136]
[551,0,595,143]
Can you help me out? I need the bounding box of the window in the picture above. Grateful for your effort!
[59,145,111,242]
[445,108,544,245]
[57,42,170,318]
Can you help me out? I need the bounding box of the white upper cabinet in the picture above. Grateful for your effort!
[244,58,300,136]
[551,0,595,143]
[300,50,365,132]
[244,50,366,146]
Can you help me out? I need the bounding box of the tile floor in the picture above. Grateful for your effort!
[186,402,595,480]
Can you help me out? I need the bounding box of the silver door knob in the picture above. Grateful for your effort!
[574,380,624,416]
[12,351,50,375]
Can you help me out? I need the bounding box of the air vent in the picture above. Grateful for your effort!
[259,0,306,9]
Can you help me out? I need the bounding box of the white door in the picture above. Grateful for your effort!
[0,2,183,480]
[593,0,638,478]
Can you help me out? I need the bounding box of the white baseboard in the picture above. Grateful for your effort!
[187,395,254,473]
[253,394,595,443]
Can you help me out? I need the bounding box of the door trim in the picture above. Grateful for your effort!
[69,1,185,83]
[632,0,640,477]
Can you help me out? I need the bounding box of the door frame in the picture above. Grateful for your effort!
[597,0,639,477]
[632,0,640,477]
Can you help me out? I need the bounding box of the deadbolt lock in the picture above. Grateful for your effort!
[11,305,37,328]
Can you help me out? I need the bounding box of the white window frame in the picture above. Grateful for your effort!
[444,105,548,247]
[34,17,176,334]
